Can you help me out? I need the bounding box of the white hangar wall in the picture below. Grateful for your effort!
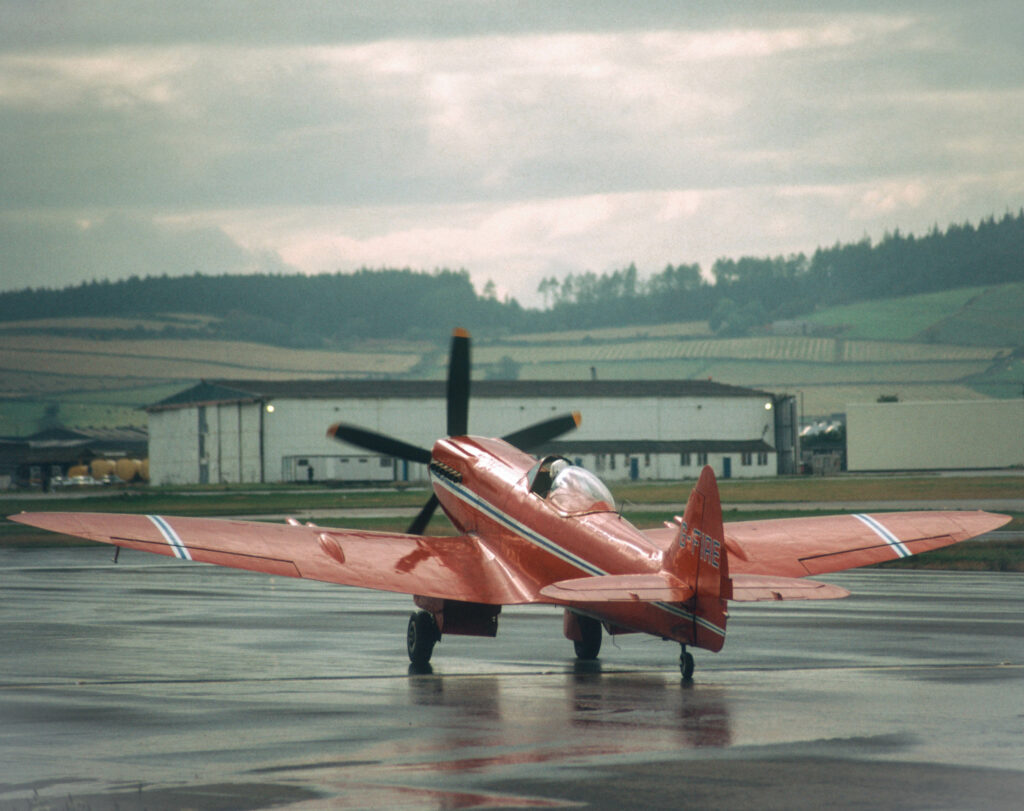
[847,399,1024,471]
[147,381,786,485]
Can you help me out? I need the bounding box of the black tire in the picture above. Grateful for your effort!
[680,650,695,680]
[407,611,439,665]
[573,615,602,660]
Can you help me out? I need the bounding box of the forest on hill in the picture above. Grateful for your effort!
[1,211,1021,345]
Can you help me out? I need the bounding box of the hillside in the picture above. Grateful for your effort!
[1,282,1021,433]
[3,212,1021,433]
[2,212,1022,341]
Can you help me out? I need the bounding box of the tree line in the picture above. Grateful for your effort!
[537,211,1024,333]
[1,212,1021,343]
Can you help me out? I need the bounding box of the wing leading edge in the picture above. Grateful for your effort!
[9,512,537,605]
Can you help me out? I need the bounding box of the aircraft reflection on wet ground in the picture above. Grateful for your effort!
[2,547,1023,810]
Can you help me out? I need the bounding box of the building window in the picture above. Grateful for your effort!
[680,452,691,466]
[610,455,616,470]
[697,452,708,466]
[644,453,651,467]
[757,452,769,466]
[741,452,752,466]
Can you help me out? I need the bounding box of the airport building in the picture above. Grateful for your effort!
[846,399,1024,471]
[146,379,796,485]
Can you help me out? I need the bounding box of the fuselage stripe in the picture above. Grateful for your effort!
[431,474,725,638]
[854,513,911,558]
[432,475,604,575]
[148,514,192,561]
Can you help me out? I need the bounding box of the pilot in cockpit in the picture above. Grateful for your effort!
[528,455,616,514]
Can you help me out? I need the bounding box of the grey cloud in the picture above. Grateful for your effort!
[5,2,1008,51]
[0,2,832,50]
[0,213,294,291]
[0,1,1019,298]
[2,8,1020,212]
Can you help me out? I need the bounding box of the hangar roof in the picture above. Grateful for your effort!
[539,439,775,455]
[0,426,149,469]
[149,378,775,412]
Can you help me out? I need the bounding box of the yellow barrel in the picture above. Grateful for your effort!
[90,459,116,480]
[115,458,141,482]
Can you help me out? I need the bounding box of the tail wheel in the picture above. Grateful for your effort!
[680,648,695,680]
[407,610,440,665]
[573,615,602,660]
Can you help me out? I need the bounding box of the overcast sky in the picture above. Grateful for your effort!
[2,1,1022,306]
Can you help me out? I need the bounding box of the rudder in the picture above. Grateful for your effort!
[663,465,731,652]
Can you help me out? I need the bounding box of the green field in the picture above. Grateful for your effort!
[805,286,989,340]
[918,283,1024,346]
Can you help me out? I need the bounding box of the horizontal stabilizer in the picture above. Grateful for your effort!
[540,573,694,603]
[730,574,849,602]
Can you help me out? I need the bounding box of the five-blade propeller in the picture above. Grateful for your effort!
[327,328,580,534]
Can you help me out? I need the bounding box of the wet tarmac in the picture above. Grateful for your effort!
[2,547,1023,810]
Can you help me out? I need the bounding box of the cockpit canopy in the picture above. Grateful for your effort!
[528,455,616,514]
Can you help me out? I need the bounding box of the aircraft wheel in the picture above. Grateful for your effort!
[573,615,602,660]
[407,611,439,665]
[680,649,695,680]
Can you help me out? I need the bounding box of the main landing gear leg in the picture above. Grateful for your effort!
[407,610,440,666]
[573,615,602,660]
[679,645,695,680]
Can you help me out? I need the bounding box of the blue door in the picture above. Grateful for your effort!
[722,456,732,479]
[630,457,639,481]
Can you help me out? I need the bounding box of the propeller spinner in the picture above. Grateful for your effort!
[327,328,580,534]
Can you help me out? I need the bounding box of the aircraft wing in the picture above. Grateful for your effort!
[9,512,537,605]
[643,510,1009,578]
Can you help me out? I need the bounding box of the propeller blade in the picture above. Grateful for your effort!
[502,412,582,452]
[407,494,440,535]
[447,327,471,436]
[327,423,432,465]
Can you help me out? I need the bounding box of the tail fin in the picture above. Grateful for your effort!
[663,466,731,652]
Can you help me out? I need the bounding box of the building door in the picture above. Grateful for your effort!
[630,457,639,480]
[197,406,209,483]
[722,456,732,479]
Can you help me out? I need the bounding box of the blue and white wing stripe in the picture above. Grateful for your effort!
[147,515,193,560]
[854,513,911,558]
